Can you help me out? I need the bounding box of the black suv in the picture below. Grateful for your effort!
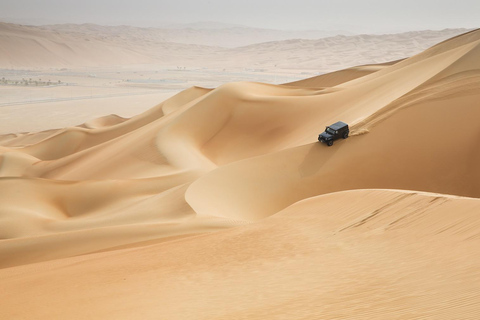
[318,121,349,146]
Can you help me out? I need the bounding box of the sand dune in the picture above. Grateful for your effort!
[1,29,480,318]
[187,31,480,220]
[0,22,156,68]
[2,190,480,319]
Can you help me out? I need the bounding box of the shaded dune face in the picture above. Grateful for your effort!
[186,83,480,221]
[1,29,480,319]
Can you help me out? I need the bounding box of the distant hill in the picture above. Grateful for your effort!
[0,22,473,71]
[226,29,475,72]
[39,22,353,48]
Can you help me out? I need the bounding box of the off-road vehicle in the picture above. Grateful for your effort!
[318,121,349,146]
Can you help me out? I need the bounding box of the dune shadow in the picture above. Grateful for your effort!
[299,141,340,177]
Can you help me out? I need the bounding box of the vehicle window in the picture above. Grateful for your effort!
[326,127,335,134]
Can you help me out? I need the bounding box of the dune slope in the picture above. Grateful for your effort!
[1,189,480,319]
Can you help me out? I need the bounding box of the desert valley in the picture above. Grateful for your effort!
[1,20,480,319]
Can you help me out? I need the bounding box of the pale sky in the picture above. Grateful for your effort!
[1,0,478,33]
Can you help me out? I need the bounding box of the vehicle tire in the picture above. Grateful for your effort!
[343,132,349,139]
[327,140,333,146]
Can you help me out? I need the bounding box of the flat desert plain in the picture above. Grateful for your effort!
[1,26,480,319]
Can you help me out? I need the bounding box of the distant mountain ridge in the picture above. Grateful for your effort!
[36,22,354,48]
[0,22,473,71]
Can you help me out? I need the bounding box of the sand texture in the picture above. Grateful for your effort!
[1,29,480,319]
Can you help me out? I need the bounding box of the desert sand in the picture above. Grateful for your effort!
[1,28,480,319]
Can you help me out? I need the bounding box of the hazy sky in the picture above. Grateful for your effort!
[1,0,478,33]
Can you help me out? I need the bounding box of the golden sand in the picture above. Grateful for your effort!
[1,29,480,319]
